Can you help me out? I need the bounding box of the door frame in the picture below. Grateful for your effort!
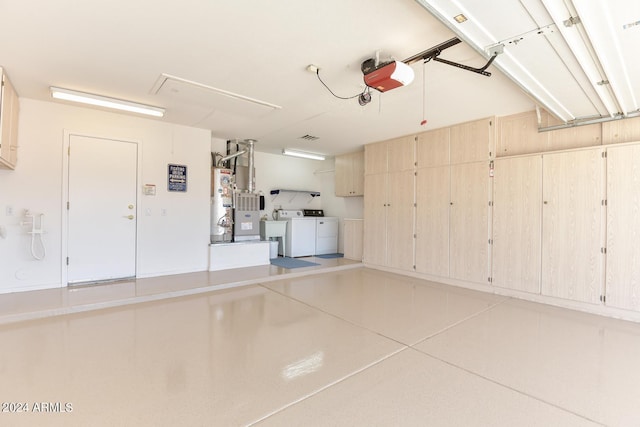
[61,130,142,286]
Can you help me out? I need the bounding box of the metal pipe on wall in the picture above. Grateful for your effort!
[245,139,256,193]
[217,150,247,167]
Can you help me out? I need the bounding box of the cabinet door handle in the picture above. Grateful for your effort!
[543,201,548,205]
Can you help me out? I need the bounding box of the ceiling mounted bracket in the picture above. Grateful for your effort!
[403,37,497,77]
[432,53,497,77]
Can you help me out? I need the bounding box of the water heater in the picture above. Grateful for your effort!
[210,167,233,243]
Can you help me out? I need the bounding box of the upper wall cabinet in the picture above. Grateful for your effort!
[335,150,364,197]
[496,111,548,157]
[365,135,415,175]
[0,68,19,169]
[450,117,495,164]
[416,127,449,168]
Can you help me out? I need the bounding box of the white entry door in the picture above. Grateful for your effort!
[67,135,138,284]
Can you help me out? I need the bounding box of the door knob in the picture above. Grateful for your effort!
[128,204,135,209]
[125,215,135,220]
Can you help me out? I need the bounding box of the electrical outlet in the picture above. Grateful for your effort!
[6,206,13,216]
[161,208,167,216]
[145,208,152,216]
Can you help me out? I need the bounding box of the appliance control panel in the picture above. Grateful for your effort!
[303,209,324,217]
[276,209,304,219]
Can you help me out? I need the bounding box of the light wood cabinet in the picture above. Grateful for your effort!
[364,171,414,270]
[541,148,604,304]
[365,135,414,174]
[450,161,490,284]
[361,111,640,317]
[343,219,364,261]
[363,173,387,266]
[605,144,640,311]
[492,156,542,293]
[386,170,415,271]
[415,165,450,277]
[496,110,548,157]
[0,68,19,169]
[450,117,494,164]
[335,151,364,196]
[414,127,450,277]
[363,170,415,269]
[416,128,449,168]
[388,136,415,172]
[363,137,415,269]
[364,140,387,175]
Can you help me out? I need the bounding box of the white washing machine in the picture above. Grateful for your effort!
[303,210,339,255]
[276,210,316,257]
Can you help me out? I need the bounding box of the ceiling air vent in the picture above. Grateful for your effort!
[299,134,319,141]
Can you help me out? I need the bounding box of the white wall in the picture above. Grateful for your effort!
[0,99,211,294]
[253,152,363,252]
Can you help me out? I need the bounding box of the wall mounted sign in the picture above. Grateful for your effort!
[168,164,187,192]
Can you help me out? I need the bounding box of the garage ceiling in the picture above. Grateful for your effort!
[1,1,634,156]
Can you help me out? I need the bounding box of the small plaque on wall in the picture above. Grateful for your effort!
[168,164,187,192]
[143,184,156,196]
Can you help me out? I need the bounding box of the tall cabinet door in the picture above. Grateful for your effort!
[387,170,415,271]
[415,128,450,277]
[363,173,387,266]
[415,166,450,276]
[450,161,489,284]
[492,156,542,293]
[606,144,640,311]
[541,149,603,304]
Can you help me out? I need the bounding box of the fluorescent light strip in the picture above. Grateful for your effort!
[282,149,325,161]
[50,87,165,117]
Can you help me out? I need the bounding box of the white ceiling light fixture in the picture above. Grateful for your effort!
[50,87,165,117]
[282,149,325,161]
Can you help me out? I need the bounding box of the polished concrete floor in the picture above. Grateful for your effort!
[2,262,639,426]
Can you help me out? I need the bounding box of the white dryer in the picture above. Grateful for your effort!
[303,210,338,255]
[315,217,339,255]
